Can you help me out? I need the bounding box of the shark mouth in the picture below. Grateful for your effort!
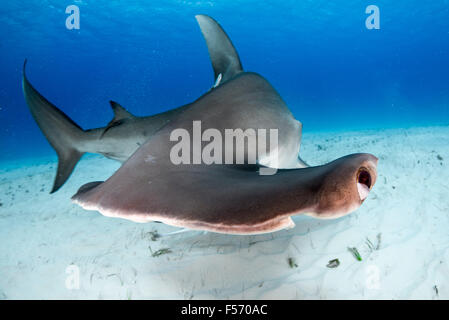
[357,168,372,201]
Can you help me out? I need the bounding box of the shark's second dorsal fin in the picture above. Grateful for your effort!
[195,15,243,85]
[101,101,135,138]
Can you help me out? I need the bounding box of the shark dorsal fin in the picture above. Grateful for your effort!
[109,100,134,121]
[195,15,243,85]
[101,101,135,138]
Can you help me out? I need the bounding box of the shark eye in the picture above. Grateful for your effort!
[357,168,372,201]
[357,168,372,189]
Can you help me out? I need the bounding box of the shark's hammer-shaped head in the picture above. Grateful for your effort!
[306,153,378,219]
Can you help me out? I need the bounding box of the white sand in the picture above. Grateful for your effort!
[0,125,448,300]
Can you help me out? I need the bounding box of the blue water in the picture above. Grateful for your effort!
[1,0,448,161]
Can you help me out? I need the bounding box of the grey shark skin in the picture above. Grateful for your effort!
[72,72,379,234]
[23,61,189,193]
[22,15,306,193]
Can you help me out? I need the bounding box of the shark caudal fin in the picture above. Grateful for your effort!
[22,60,86,193]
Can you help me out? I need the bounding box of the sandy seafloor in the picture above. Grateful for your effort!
[0,125,448,300]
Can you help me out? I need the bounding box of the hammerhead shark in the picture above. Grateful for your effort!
[23,15,378,234]
[23,15,308,194]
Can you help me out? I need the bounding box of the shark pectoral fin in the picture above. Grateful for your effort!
[74,181,104,196]
[195,15,243,84]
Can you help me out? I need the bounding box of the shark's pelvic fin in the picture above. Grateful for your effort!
[22,60,87,193]
[195,15,243,84]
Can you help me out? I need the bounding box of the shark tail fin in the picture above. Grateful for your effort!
[22,60,86,193]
